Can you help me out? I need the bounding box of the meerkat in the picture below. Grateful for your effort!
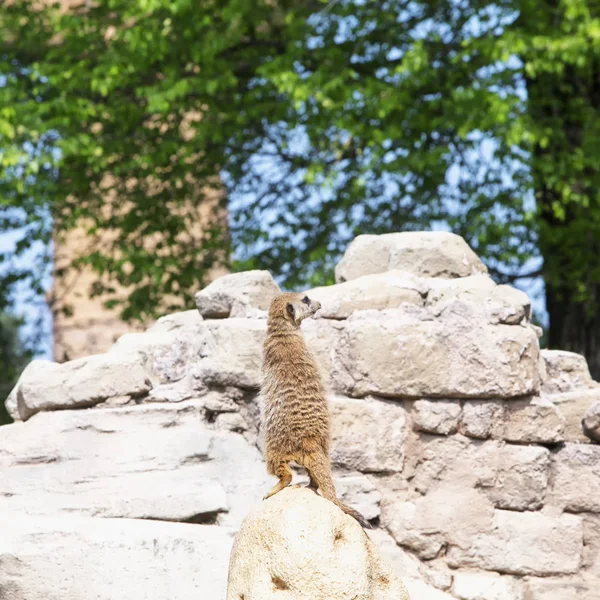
[260,291,370,528]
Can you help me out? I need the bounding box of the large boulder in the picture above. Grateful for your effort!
[0,514,233,600]
[335,231,487,283]
[226,486,410,600]
[541,349,597,394]
[0,402,269,528]
[332,309,540,398]
[195,270,280,318]
[12,354,152,421]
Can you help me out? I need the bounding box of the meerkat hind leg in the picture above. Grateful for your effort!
[263,461,293,500]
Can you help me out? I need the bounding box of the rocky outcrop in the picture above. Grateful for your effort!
[226,487,409,600]
[2,231,600,599]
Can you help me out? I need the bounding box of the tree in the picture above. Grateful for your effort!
[0,1,599,374]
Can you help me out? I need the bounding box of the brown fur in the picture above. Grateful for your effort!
[261,292,370,528]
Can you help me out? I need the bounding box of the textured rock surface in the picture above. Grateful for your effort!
[412,399,461,435]
[582,399,600,442]
[447,510,583,575]
[335,231,487,283]
[14,354,151,421]
[195,270,280,318]
[0,514,233,600]
[2,231,600,599]
[541,349,596,394]
[226,487,409,600]
[333,310,540,398]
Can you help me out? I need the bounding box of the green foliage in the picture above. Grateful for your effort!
[0,0,598,328]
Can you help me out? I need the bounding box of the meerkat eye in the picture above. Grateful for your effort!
[302,296,310,305]
[286,303,295,318]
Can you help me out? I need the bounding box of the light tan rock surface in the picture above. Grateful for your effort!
[582,398,600,442]
[335,231,487,283]
[195,270,280,318]
[14,354,152,421]
[0,514,233,600]
[226,487,410,600]
[2,231,600,599]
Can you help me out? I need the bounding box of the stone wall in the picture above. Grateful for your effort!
[3,231,599,599]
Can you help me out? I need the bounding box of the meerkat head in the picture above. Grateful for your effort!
[268,292,322,328]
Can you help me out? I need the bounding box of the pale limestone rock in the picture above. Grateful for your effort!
[14,355,151,421]
[425,275,531,326]
[582,399,600,442]
[332,310,540,399]
[447,509,583,576]
[0,402,270,528]
[195,270,280,318]
[452,571,524,600]
[310,271,423,319]
[366,528,424,580]
[551,444,600,512]
[582,514,600,570]
[547,387,600,441]
[503,397,565,443]
[330,395,407,473]
[523,577,598,600]
[460,400,505,439]
[403,578,456,600]
[226,487,409,600]
[4,387,19,421]
[335,231,487,283]
[302,318,345,388]
[541,349,597,394]
[412,399,461,435]
[407,436,497,496]
[0,514,233,600]
[382,485,495,560]
[192,318,266,390]
[336,474,381,522]
[487,445,550,511]
[146,309,203,333]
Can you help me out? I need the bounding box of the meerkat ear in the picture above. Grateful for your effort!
[286,303,295,318]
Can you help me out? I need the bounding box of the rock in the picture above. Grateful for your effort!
[582,399,600,442]
[460,400,505,439]
[546,388,600,442]
[14,355,152,421]
[551,444,600,512]
[335,231,487,283]
[194,270,280,318]
[146,309,203,333]
[541,349,597,394]
[333,310,540,398]
[447,509,583,576]
[426,276,531,326]
[402,578,457,600]
[452,571,524,600]
[503,397,565,443]
[301,318,345,388]
[486,445,550,511]
[0,514,233,600]
[412,399,461,435]
[4,386,19,421]
[0,402,270,528]
[335,474,382,522]
[192,318,266,390]
[382,485,495,561]
[309,271,423,319]
[366,528,424,580]
[523,577,598,600]
[330,395,407,473]
[226,487,409,600]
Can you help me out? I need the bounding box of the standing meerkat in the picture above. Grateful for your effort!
[261,291,369,528]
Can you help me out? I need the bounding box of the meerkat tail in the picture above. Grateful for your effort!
[336,501,372,529]
[305,452,372,529]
